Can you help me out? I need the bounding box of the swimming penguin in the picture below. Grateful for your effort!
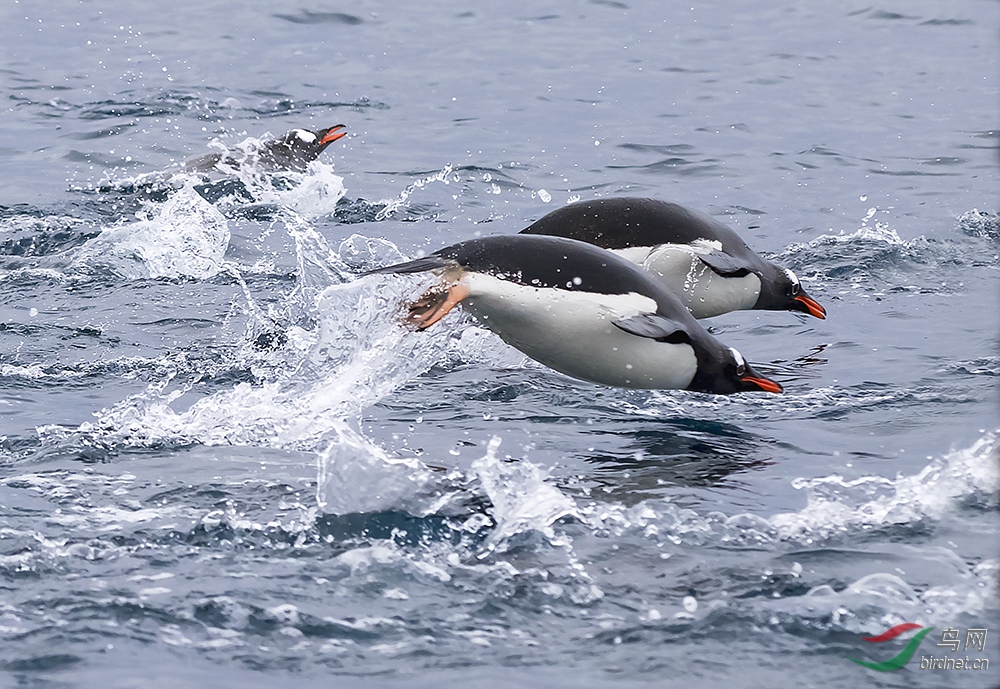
[519,197,826,320]
[184,124,347,174]
[365,234,783,394]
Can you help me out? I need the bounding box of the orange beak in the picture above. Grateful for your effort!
[795,294,827,319]
[319,124,347,145]
[741,376,784,394]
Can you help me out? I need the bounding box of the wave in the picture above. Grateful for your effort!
[0,212,96,258]
[774,210,998,297]
[568,430,999,571]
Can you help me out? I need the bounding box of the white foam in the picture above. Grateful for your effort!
[73,186,230,280]
[472,436,579,552]
[316,421,440,515]
[0,363,61,380]
[0,214,85,236]
[257,161,347,219]
[770,430,999,542]
[577,430,999,549]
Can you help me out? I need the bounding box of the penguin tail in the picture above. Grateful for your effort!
[362,255,449,276]
[362,255,469,329]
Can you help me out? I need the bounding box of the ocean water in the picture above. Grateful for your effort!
[1,1,998,687]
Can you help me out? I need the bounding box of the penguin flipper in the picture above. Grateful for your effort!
[696,251,753,278]
[612,314,691,344]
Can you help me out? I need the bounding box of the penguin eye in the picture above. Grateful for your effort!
[735,362,746,376]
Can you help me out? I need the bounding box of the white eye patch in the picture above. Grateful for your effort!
[293,129,317,143]
[729,347,745,370]
[784,267,800,288]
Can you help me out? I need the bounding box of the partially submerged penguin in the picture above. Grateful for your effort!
[519,197,826,320]
[184,124,347,174]
[365,234,783,394]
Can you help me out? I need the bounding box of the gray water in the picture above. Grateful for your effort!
[1,1,998,687]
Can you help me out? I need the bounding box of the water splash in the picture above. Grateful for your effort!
[76,275,455,452]
[216,155,347,220]
[776,210,995,296]
[0,213,90,258]
[375,164,456,220]
[472,436,579,553]
[770,430,999,542]
[316,421,443,515]
[577,429,999,549]
[957,208,999,240]
[72,185,230,280]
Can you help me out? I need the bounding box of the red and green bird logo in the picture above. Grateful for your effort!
[847,623,934,672]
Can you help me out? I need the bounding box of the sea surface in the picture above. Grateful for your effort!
[1,1,998,687]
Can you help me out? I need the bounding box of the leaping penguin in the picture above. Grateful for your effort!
[365,234,783,394]
[519,197,826,320]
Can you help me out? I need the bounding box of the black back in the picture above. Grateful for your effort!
[520,197,757,260]
[370,234,680,301]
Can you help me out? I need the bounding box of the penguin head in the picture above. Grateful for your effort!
[281,125,346,152]
[755,265,827,319]
[263,125,347,170]
[687,344,783,395]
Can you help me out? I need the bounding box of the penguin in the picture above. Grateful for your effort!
[365,234,783,394]
[184,124,347,174]
[519,197,826,320]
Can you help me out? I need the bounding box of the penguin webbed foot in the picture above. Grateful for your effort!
[404,283,470,330]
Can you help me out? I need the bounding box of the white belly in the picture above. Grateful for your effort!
[461,273,698,389]
[613,245,761,319]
